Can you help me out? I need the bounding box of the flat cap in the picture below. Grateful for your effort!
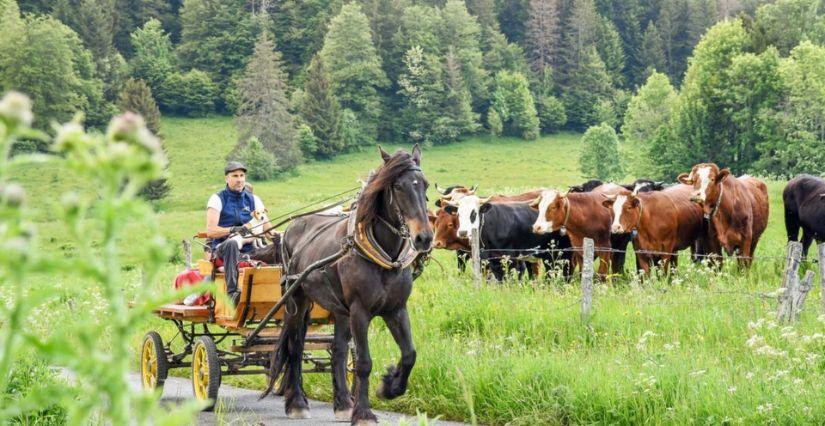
[224,161,247,175]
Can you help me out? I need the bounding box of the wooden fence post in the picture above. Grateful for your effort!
[183,239,192,270]
[794,270,815,321]
[819,243,825,314]
[581,238,594,322]
[470,227,482,286]
[778,241,802,323]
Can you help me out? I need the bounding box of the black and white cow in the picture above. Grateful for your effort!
[447,194,572,281]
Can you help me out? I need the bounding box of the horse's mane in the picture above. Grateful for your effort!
[356,150,418,225]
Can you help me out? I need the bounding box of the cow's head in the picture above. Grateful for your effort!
[434,183,477,208]
[529,189,567,234]
[568,179,604,193]
[446,194,491,238]
[602,194,640,234]
[622,179,666,194]
[431,208,468,250]
[678,163,730,215]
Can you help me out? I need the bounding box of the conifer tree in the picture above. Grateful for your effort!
[233,31,301,173]
[300,55,343,159]
[525,0,561,76]
[118,78,169,199]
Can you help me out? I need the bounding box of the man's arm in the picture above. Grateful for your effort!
[206,207,231,238]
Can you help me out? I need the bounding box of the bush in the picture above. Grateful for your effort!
[537,95,567,133]
[579,122,624,181]
[487,109,503,136]
[156,70,217,116]
[297,123,318,158]
[490,71,540,140]
[233,137,280,180]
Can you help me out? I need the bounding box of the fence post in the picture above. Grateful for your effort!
[778,241,802,323]
[794,270,815,320]
[183,239,192,271]
[470,227,482,286]
[581,238,594,322]
[819,243,825,314]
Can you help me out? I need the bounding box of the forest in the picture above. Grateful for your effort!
[1,0,824,181]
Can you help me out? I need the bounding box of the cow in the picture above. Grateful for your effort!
[783,175,825,260]
[678,163,769,266]
[566,179,667,274]
[530,189,612,278]
[446,194,572,280]
[429,208,471,271]
[603,184,704,274]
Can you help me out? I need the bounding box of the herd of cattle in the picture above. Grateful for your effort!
[425,162,825,281]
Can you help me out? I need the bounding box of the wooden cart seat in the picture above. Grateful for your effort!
[195,259,333,328]
[154,304,210,323]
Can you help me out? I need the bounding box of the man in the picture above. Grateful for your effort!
[206,161,274,303]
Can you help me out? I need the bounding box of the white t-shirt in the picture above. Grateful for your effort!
[207,193,266,214]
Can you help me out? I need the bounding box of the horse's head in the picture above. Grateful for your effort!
[363,144,433,251]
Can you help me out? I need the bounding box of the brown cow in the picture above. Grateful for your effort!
[530,189,612,277]
[603,184,704,274]
[677,163,769,266]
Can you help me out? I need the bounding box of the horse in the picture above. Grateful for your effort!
[262,145,433,425]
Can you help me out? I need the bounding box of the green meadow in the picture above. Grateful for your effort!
[15,117,825,425]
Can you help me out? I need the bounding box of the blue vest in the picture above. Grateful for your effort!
[211,186,257,253]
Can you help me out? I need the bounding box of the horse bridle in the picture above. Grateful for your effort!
[373,165,424,242]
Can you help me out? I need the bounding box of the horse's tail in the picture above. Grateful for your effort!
[261,324,290,399]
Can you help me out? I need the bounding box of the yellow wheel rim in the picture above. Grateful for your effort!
[346,352,355,388]
[141,338,157,389]
[192,344,209,400]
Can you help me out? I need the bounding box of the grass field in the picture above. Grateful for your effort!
[13,117,825,424]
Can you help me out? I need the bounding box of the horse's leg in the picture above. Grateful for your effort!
[350,303,377,425]
[283,297,311,419]
[377,306,416,400]
[332,315,354,420]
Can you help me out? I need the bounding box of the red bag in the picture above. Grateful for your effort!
[174,269,211,305]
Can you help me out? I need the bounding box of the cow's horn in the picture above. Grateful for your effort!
[468,184,478,195]
[435,183,447,195]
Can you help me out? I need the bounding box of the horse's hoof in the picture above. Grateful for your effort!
[334,408,352,421]
[287,408,311,419]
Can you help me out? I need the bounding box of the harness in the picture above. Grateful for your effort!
[346,186,420,270]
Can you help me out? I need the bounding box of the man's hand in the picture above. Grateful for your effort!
[229,225,251,236]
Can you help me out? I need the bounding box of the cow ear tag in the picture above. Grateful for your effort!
[559,226,567,237]
[631,229,638,239]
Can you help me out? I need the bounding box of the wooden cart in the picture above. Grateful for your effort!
[139,258,352,411]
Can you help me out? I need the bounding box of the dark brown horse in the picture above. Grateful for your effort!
[262,145,433,425]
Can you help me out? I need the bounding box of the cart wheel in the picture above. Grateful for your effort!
[346,343,356,392]
[140,331,168,393]
[192,336,221,411]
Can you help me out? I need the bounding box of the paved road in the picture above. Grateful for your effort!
[128,373,468,425]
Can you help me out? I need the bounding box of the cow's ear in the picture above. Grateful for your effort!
[630,198,640,208]
[427,210,437,224]
[378,145,391,163]
[411,143,421,165]
[529,196,541,209]
[435,199,443,208]
[716,168,731,182]
[677,173,692,185]
[568,185,583,193]
[445,205,457,214]
[602,198,614,208]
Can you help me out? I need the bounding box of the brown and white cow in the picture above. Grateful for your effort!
[677,163,769,266]
[530,189,612,278]
[603,184,704,274]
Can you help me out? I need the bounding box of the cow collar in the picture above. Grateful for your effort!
[558,196,572,236]
[706,180,725,220]
[631,199,644,239]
